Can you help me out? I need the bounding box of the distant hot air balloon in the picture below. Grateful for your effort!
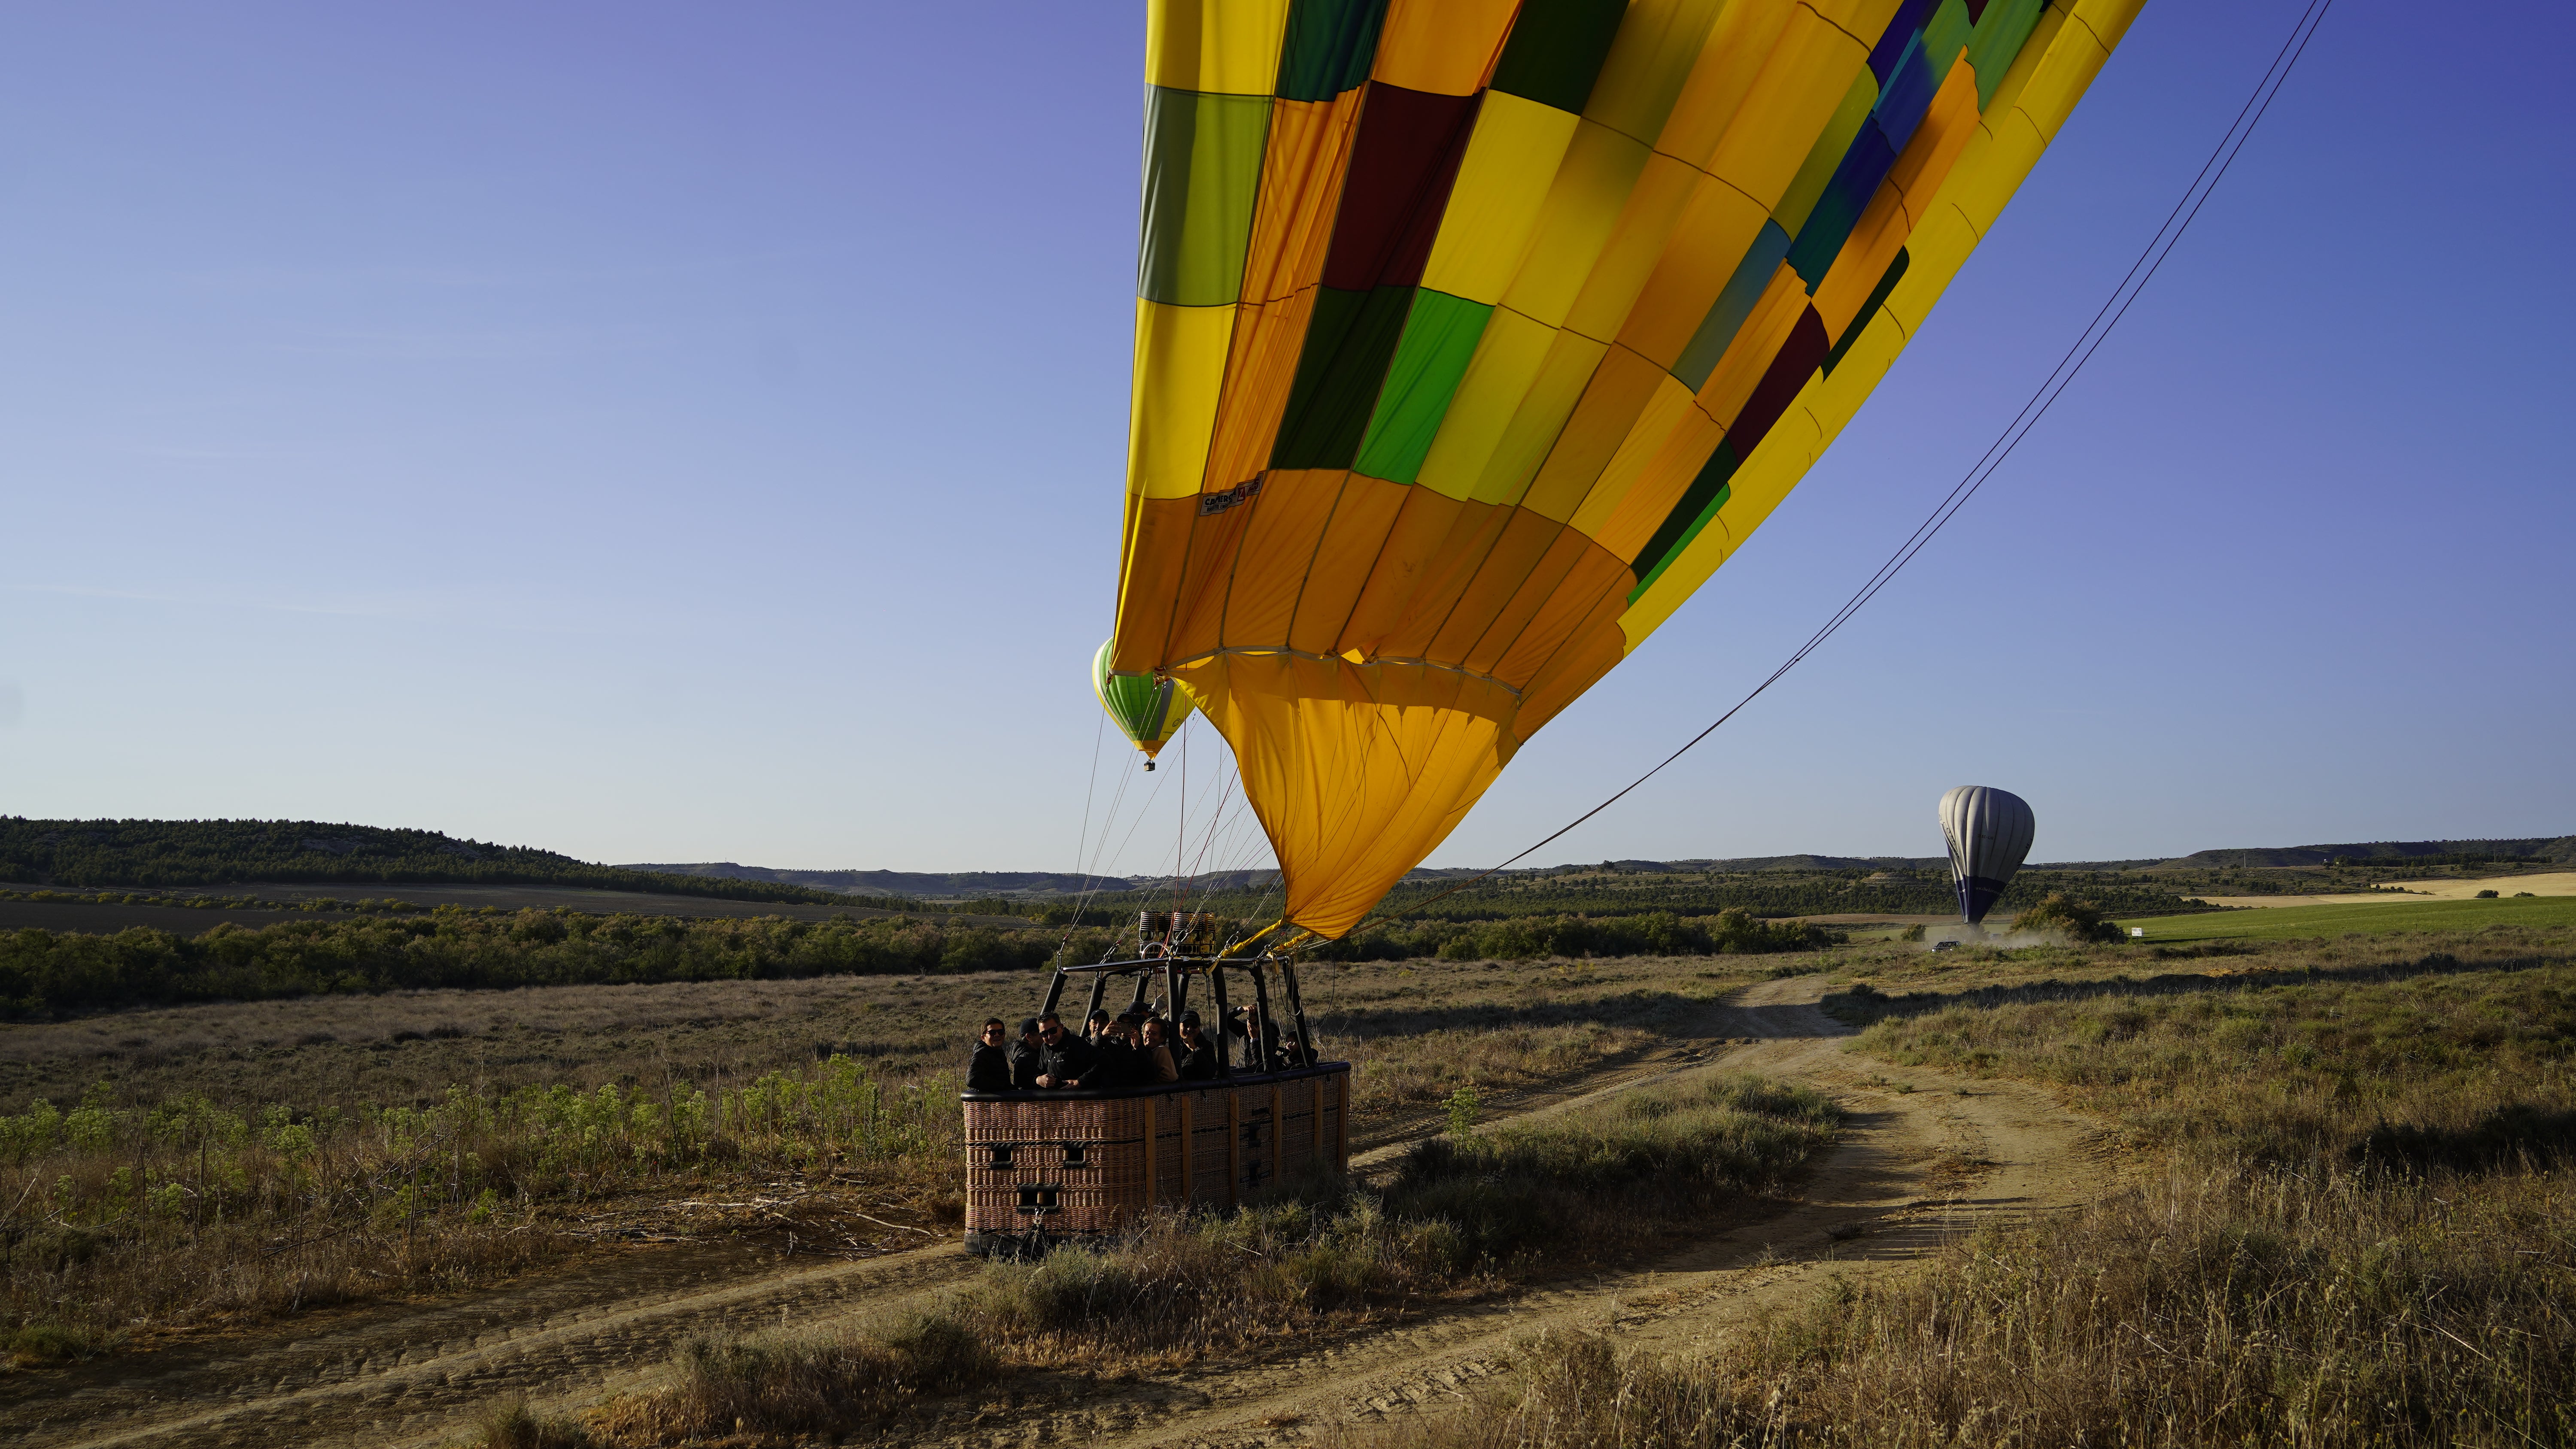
[1113,0,2144,938]
[1939,785,2034,925]
[1095,640,1194,770]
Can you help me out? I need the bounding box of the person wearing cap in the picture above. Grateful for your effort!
[1230,1003,1282,1071]
[1007,1016,1044,1091]
[966,1017,1013,1092]
[1174,1011,1218,1080]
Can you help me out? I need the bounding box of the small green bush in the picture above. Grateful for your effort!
[2011,893,2126,943]
[473,1397,591,1449]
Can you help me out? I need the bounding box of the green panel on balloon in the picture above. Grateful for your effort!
[1353,290,1492,484]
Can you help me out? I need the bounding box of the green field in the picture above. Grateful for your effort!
[2117,894,2576,942]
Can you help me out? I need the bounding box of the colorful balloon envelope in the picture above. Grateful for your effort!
[1095,638,1194,764]
[1112,0,2143,937]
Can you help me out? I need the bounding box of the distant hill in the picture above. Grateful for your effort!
[1623,855,1947,873]
[22,818,2566,915]
[626,835,2576,902]
[628,862,1131,897]
[2157,837,2576,870]
[1,819,845,906]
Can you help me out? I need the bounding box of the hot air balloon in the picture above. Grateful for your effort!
[1939,785,2034,925]
[966,0,2143,1255]
[1111,0,2145,941]
[1094,639,1195,769]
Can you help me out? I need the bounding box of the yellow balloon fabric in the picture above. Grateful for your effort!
[1115,0,2145,939]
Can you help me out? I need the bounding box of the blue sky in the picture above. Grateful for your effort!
[4,1,2569,878]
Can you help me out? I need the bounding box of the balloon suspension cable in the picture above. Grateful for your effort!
[1049,712,1115,961]
[1181,752,1252,916]
[1349,0,2336,937]
[1173,720,1187,923]
[1053,731,1167,961]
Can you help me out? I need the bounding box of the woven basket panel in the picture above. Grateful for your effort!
[964,1097,1149,1143]
[962,1071,1352,1230]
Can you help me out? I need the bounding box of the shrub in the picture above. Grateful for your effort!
[654,1308,993,1436]
[472,1398,591,1449]
[1444,1085,1482,1139]
[1385,1074,1838,1262]
[2009,892,2126,943]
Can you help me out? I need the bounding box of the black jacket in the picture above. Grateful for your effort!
[1175,1040,1218,1081]
[1007,1039,1042,1091]
[966,1042,1012,1092]
[1229,1018,1282,1070]
[1037,1034,1097,1088]
[1094,1038,1147,1088]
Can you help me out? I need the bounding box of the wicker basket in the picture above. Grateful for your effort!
[963,1064,1352,1254]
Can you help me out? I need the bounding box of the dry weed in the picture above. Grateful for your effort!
[1355,1161,2576,1449]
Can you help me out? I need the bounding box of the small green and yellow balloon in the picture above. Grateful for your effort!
[1093,639,1190,770]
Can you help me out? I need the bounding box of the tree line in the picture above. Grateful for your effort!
[1060,868,2213,927]
[3,900,1865,1019]
[1306,909,1845,961]
[0,910,1097,1020]
[0,818,848,906]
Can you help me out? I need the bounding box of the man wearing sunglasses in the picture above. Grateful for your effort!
[966,1017,1013,1092]
[1033,1010,1097,1090]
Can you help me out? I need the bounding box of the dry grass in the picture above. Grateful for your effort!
[1350,1162,2576,1449]
[1829,929,2576,1164]
[0,955,1753,1120]
[472,1397,597,1449]
[587,1073,1840,1443]
[0,970,1014,1117]
[0,952,1763,1361]
[591,1309,993,1442]
[1312,955,1754,1106]
[1350,924,2576,1449]
[0,1053,957,1360]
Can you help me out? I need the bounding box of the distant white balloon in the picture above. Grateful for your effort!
[1940,787,2035,925]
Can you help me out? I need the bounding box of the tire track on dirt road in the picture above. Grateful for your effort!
[9,1238,975,1449]
[907,974,2116,1449]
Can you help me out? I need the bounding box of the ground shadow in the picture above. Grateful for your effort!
[1315,989,1745,1042]
[1822,946,2559,1029]
[2354,1103,2576,1176]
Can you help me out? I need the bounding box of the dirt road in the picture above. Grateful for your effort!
[12,974,2110,1448]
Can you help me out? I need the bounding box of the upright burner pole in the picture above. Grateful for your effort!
[1248,963,1275,1072]
[1209,965,1233,1077]
[1279,958,1316,1066]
